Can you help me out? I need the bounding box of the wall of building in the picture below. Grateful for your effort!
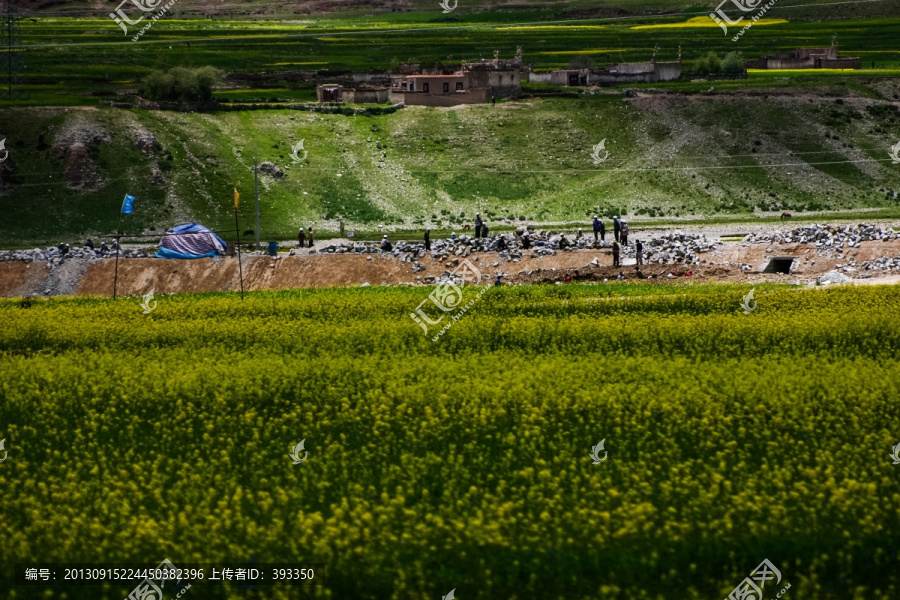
[820,57,861,69]
[404,75,466,93]
[465,67,522,98]
[316,85,343,102]
[531,62,680,86]
[392,89,487,106]
[653,61,682,81]
[344,88,390,103]
[528,72,553,84]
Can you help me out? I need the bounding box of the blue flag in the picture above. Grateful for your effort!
[121,194,135,215]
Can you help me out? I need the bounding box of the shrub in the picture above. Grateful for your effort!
[139,66,224,103]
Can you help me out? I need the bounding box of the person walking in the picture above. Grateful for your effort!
[474,213,484,239]
[592,216,601,242]
[612,241,620,267]
[424,228,431,251]
[308,228,315,248]
[298,227,306,248]
[635,239,643,266]
[613,216,621,242]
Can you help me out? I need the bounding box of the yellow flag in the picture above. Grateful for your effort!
[233,188,240,210]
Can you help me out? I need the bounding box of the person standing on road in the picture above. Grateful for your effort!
[308,228,315,248]
[474,213,484,238]
[613,216,620,242]
[424,228,431,251]
[612,241,620,267]
[298,227,305,248]
[635,239,643,266]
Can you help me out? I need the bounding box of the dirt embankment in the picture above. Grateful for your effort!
[3,238,900,298]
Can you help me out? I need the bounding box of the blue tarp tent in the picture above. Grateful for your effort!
[154,223,227,259]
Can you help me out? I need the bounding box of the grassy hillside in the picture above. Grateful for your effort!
[2,90,899,245]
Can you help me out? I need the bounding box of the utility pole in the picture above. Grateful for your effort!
[254,158,260,251]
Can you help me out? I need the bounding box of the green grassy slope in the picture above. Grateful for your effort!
[2,90,899,245]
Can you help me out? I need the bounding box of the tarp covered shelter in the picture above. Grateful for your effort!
[155,223,227,259]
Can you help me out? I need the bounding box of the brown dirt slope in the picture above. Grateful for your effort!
[0,238,886,298]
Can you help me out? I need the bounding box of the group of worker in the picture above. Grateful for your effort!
[591,215,631,243]
[297,227,315,248]
[299,212,645,268]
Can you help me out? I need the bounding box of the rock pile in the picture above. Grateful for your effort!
[0,245,149,268]
[743,223,897,255]
[834,254,900,275]
[815,270,852,285]
[642,232,716,265]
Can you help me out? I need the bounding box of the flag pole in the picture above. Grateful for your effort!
[112,208,124,299]
[254,159,261,251]
[233,195,245,300]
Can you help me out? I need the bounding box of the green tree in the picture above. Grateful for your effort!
[722,52,745,74]
[692,51,722,75]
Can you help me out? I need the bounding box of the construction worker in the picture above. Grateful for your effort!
[308,228,315,248]
[613,216,620,242]
[424,228,431,251]
[474,213,484,238]
[612,241,620,267]
[592,216,601,242]
[298,227,305,248]
[635,239,643,266]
